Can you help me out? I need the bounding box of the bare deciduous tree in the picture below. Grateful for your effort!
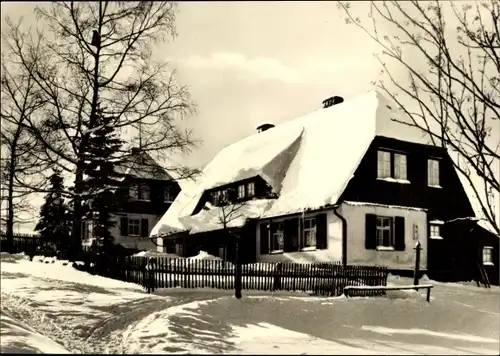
[1,21,49,249]
[3,1,199,254]
[339,0,499,234]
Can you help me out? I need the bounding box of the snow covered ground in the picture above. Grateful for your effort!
[1,252,498,354]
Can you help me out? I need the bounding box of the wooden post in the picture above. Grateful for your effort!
[414,241,422,287]
[234,232,242,299]
[426,287,431,303]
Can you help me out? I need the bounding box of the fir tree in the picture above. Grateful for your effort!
[35,170,72,253]
[81,104,123,255]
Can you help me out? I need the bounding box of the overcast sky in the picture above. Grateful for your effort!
[1,1,498,233]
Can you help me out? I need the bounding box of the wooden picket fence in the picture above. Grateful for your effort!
[88,256,389,297]
[0,233,46,256]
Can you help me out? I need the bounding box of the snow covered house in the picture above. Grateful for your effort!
[82,148,181,251]
[149,90,498,284]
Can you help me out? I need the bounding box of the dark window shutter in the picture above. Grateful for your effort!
[81,221,87,239]
[394,216,405,251]
[120,217,128,236]
[298,217,303,251]
[316,213,328,249]
[260,223,269,255]
[284,218,298,252]
[365,214,377,250]
[141,219,149,237]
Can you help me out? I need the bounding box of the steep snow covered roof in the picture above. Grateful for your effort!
[151,89,395,237]
[151,89,497,238]
[115,149,174,181]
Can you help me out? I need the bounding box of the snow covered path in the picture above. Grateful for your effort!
[1,253,499,354]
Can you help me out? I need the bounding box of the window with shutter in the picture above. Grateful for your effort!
[315,214,328,250]
[394,216,405,251]
[141,219,149,238]
[120,217,128,236]
[365,214,377,250]
[284,218,298,252]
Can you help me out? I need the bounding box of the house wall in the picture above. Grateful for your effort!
[111,213,160,250]
[341,202,428,270]
[256,208,343,263]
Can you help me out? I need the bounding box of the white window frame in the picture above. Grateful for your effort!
[237,184,245,199]
[429,224,441,238]
[483,246,493,265]
[270,222,284,253]
[82,220,93,240]
[394,153,407,180]
[376,216,395,249]
[138,184,151,201]
[212,191,221,206]
[221,189,229,203]
[129,185,139,200]
[427,159,440,187]
[164,187,173,203]
[302,217,317,250]
[247,182,255,197]
[128,218,140,236]
[377,150,391,178]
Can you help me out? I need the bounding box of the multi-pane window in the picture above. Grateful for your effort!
[129,185,139,200]
[376,216,394,247]
[483,247,493,265]
[218,245,227,260]
[247,182,255,197]
[164,187,172,203]
[303,218,317,248]
[377,151,391,178]
[430,224,441,237]
[377,150,408,180]
[82,220,93,239]
[138,184,150,201]
[271,222,284,252]
[427,159,440,186]
[128,218,140,236]
[211,191,221,206]
[237,184,245,199]
[221,189,229,203]
[394,153,407,180]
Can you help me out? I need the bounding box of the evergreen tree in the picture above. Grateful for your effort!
[81,104,123,255]
[35,170,72,253]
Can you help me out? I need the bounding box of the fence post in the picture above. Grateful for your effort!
[414,241,422,287]
[273,262,283,291]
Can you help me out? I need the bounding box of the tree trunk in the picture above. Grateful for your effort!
[5,131,21,253]
[234,233,242,299]
[71,165,84,260]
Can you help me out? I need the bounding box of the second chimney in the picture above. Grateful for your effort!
[322,96,344,109]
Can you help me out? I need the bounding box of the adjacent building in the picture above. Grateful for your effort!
[82,148,181,251]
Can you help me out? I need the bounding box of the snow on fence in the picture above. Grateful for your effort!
[88,256,389,297]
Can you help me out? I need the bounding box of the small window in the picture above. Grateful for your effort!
[221,189,229,203]
[247,182,255,197]
[164,187,172,203]
[428,159,440,186]
[211,191,221,206]
[303,218,317,248]
[128,218,140,236]
[138,184,150,201]
[394,153,407,180]
[376,216,394,248]
[430,224,441,238]
[483,246,493,265]
[129,185,139,200]
[237,184,245,199]
[270,222,284,253]
[377,151,391,178]
[175,243,183,256]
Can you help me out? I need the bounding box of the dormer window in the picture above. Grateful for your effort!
[164,187,173,203]
[211,191,221,206]
[247,182,255,197]
[377,150,409,183]
[237,184,245,199]
[221,189,229,203]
